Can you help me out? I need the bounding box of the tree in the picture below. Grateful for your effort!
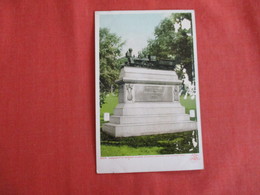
[141,13,194,82]
[99,28,125,106]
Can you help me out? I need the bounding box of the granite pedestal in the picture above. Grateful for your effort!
[102,67,197,137]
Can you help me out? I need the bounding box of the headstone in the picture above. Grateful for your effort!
[103,113,110,121]
[102,66,197,137]
[189,110,196,118]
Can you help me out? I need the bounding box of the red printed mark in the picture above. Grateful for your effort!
[190,154,199,161]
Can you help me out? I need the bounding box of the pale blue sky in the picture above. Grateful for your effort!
[100,12,171,56]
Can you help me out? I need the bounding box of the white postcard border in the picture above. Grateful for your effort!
[95,10,204,174]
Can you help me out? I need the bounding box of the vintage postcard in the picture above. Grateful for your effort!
[95,10,204,173]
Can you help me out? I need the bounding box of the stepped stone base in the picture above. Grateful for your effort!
[102,102,197,137]
[102,67,197,137]
[103,121,197,137]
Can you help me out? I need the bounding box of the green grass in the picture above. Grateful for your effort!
[180,95,196,112]
[100,94,118,115]
[101,130,199,157]
[100,94,118,125]
[180,95,197,121]
[101,145,163,156]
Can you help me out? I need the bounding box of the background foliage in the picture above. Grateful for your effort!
[141,13,194,82]
[99,28,125,105]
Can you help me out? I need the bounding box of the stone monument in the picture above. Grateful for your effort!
[102,49,197,137]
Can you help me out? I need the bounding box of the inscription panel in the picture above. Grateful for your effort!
[135,85,172,102]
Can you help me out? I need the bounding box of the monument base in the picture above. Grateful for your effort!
[102,102,197,137]
[102,67,197,137]
[103,121,196,137]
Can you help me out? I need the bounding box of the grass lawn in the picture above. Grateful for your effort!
[180,95,197,121]
[101,145,163,156]
[100,94,118,125]
[100,93,198,157]
[101,130,199,157]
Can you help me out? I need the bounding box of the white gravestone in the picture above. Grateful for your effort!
[189,110,196,118]
[103,113,110,121]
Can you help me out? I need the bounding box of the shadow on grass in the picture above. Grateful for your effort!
[101,130,199,156]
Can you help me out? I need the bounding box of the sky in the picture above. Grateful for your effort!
[99,12,171,56]
[99,11,192,57]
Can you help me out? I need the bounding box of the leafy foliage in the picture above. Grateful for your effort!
[99,28,125,105]
[142,13,194,81]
